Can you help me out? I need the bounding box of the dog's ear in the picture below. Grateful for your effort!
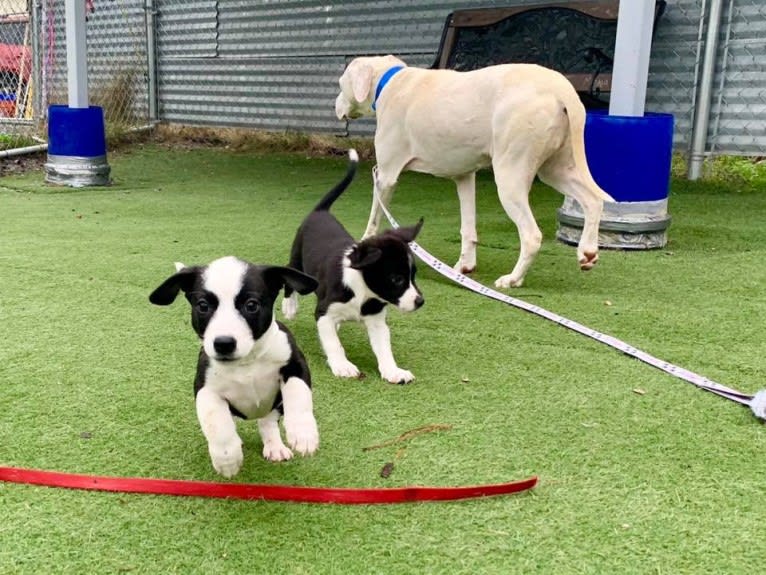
[262,266,318,296]
[351,63,373,103]
[390,218,424,244]
[149,266,201,306]
[348,243,382,269]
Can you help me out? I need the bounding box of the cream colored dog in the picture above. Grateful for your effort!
[335,55,614,288]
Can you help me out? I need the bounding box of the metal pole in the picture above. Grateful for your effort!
[0,143,48,158]
[708,0,735,156]
[145,0,158,123]
[688,0,725,180]
[609,0,656,117]
[64,0,88,108]
[31,0,43,123]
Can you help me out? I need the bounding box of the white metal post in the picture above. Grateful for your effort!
[609,0,656,117]
[65,0,89,108]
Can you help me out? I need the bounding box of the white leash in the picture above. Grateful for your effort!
[372,186,766,421]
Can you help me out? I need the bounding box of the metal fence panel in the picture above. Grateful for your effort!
[158,55,346,132]
[41,0,150,130]
[707,0,766,155]
[0,0,149,151]
[152,0,764,156]
[1,0,764,158]
[0,0,34,148]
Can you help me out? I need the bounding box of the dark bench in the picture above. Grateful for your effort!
[432,1,666,109]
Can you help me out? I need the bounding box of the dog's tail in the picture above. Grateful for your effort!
[312,149,359,212]
[560,90,615,203]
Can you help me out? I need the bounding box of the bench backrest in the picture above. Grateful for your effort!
[432,1,666,108]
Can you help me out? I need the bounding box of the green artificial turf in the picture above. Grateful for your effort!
[1,144,765,574]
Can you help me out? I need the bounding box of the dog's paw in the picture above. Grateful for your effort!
[209,439,244,478]
[263,440,293,462]
[380,366,415,385]
[281,294,298,320]
[453,258,476,275]
[494,274,524,289]
[329,359,361,379]
[578,251,599,270]
[284,414,319,456]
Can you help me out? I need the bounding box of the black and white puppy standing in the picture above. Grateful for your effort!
[150,257,319,478]
[282,149,424,384]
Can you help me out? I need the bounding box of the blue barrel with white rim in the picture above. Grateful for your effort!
[556,111,674,249]
[45,105,111,187]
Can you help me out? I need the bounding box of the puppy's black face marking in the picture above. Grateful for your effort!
[355,238,421,310]
[349,222,425,313]
[232,268,277,347]
[184,289,219,339]
[151,257,316,362]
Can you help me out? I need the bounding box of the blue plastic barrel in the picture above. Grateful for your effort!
[585,111,674,203]
[47,105,107,157]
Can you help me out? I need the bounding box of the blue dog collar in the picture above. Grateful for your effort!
[372,66,405,111]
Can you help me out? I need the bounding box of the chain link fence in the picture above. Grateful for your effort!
[0,0,764,162]
[0,0,33,149]
[0,0,149,152]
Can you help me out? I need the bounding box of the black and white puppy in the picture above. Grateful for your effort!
[282,149,424,384]
[150,256,319,478]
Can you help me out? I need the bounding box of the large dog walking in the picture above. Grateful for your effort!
[335,55,613,288]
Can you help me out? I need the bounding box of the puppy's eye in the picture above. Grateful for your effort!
[196,300,211,313]
[244,299,260,313]
[391,275,406,288]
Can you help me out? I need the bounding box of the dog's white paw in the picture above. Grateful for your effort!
[453,258,476,275]
[281,294,298,320]
[284,414,319,456]
[209,439,244,478]
[380,366,415,385]
[329,359,361,379]
[494,274,524,289]
[263,440,293,462]
[578,250,599,270]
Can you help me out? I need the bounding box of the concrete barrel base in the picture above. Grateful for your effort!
[557,197,671,250]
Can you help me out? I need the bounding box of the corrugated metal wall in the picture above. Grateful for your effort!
[157,0,759,152]
[33,0,766,156]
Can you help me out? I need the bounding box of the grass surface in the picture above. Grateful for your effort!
[1,144,765,574]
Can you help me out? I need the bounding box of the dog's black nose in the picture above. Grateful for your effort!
[414,295,424,309]
[213,336,237,356]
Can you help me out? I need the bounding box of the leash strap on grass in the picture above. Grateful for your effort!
[0,467,537,504]
[372,185,766,422]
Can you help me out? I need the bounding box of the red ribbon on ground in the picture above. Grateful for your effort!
[0,466,537,504]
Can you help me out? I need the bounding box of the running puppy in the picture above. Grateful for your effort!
[282,149,424,384]
[150,257,319,478]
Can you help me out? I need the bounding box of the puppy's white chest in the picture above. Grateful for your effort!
[329,266,368,322]
[328,298,363,322]
[205,361,282,419]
